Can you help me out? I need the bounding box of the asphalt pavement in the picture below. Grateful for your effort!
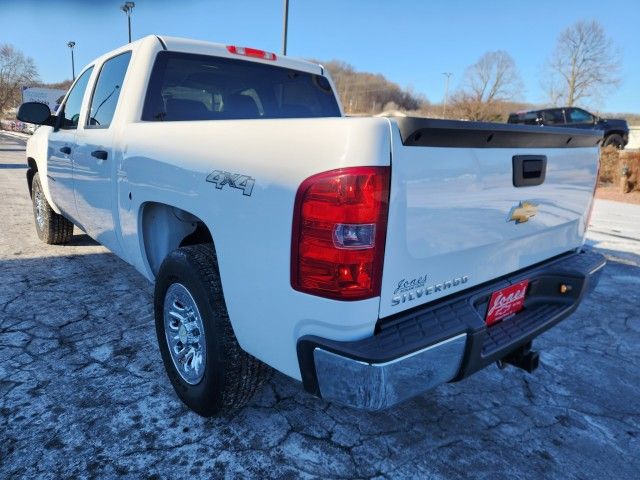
[1,130,639,479]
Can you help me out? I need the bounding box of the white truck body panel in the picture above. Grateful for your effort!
[118,117,391,379]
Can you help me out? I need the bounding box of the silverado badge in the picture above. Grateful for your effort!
[508,201,538,224]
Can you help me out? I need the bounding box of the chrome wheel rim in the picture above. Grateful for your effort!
[34,188,45,230]
[163,283,207,385]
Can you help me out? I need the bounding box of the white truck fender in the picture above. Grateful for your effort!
[25,126,61,214]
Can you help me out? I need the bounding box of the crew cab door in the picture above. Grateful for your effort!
[73,51,131,255]
[47,66,94,223]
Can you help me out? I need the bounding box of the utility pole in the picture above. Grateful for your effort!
[67,41,76,80]
[121,2,135,43]
[282,0,289,55]
[442,72,452,118]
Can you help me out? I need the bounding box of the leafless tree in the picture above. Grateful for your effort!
[545,20,621,107]
[452,50,523,121]
[0,44,39,115]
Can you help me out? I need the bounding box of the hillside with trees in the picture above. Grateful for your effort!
[321,60,429,115]
[319,19,627,123]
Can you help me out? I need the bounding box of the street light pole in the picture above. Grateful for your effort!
[67,41,76,80]
[442,72,452,118]
[121,2,135,43]
[282,0,289,56]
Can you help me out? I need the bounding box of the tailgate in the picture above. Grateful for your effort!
[379,118,602,318]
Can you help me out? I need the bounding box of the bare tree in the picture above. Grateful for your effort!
[0,44,39,115]
[545,20,621,106]
[452,50,522,121]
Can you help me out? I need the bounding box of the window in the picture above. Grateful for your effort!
[58,67,94,130]
[509,112,540,125]
[142,51,341,121]
[541,109,565,125]
[87,52,132,128]
[567,108,594,124]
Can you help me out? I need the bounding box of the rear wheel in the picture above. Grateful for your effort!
[603,134,624,149]
[31,172,74,244]
[154,243,270,416]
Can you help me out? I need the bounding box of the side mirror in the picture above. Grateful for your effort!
[16,102,54,126]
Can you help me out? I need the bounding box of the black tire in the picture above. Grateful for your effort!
[31,172,74,244]
[603,134,624,149]
[154,243,270,416]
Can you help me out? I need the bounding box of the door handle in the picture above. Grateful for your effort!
[91,150,108,160]
[59,146,71,154]
[512,155,547,187]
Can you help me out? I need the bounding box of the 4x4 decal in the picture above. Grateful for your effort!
[206,170,255,196]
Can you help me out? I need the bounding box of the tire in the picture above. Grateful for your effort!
[154,243,270,416]
[31,172,74,244]
[603,134,624,149]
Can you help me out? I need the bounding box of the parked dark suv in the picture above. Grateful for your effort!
[507,107,629,149]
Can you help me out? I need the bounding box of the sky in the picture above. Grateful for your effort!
[1,0,639,113]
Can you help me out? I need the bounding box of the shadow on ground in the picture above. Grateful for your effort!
[0,248,638,479]
[0,163,27,169]
[65,233,100,247]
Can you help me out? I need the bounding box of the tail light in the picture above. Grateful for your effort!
[291,167,390,300]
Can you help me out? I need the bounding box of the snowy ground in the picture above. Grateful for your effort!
[1,131,638,479]
[587,199,640,258]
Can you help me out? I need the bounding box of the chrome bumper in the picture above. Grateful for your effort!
[298,249,605,411]
[313,334,467,411]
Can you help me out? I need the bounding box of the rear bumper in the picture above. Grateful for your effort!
[297,249,606,410]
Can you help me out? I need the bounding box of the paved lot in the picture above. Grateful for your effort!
[1,130,639,479]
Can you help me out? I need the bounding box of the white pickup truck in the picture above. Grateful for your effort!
[18,35,605,416]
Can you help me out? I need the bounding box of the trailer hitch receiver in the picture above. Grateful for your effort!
[497,341,540,374]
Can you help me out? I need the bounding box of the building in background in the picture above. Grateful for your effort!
[22,86,66,113]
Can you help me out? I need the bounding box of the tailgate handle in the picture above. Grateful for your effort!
[513,155,546,187]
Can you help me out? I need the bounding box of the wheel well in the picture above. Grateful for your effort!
[180,222,213,247]
[604,131,624,139]
[140,202,213,277]
[26,157,37,197]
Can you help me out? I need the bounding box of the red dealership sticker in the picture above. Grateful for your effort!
[485,280,529,326]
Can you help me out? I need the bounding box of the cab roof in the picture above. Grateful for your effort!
[157,35,324,75]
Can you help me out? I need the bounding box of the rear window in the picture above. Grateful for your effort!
[142,51,341,121]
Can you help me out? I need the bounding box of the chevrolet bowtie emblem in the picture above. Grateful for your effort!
[508,201,538,224]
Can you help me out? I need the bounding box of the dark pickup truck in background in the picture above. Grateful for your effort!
[508,107,629,149]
